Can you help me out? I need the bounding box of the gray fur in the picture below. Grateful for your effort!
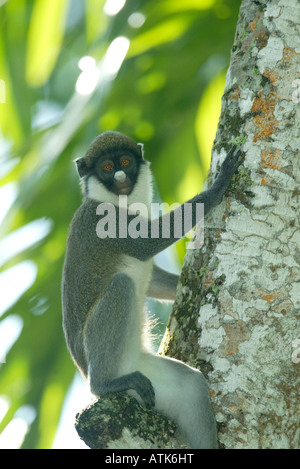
[147,265,179,301]
[62,131,242,448]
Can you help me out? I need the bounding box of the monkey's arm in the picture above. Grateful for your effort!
[118,146,242,261]
[147,265,179,302]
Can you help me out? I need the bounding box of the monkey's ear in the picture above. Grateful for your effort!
[75,157,89,178]
[137,143,144,159]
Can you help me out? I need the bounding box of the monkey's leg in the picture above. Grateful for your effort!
[138,354,218,449]
[147,265,179,301]
[84,273,155,408]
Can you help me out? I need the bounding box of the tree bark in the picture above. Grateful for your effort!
[75,0,300,449]
[75,394,187,449]
[165,0,300,450]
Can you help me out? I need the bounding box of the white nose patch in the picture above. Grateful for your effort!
[114,170,127,182]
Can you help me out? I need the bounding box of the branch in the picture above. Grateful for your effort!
[75,393,189,449]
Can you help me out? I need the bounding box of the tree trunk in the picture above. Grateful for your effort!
[75,0,300,449]
[164,0,300,450]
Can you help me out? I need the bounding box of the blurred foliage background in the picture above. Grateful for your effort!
[0,0,240,449]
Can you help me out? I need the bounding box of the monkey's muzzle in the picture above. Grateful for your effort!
[114,171,132,195]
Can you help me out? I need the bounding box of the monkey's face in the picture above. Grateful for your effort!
[93,151,141,195]
[75,132,146,198]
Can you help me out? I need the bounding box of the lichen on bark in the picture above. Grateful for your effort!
[164,0,300,449]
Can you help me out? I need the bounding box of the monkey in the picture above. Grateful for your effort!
[62,131,242,449]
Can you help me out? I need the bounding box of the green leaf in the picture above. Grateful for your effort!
[26,0,70,87]
[128,17,192,57]
[85,0,107,44]
[0,39,23,144]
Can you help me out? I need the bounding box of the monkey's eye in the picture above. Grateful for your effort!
[121,158,130,167]
[103,162,113,172]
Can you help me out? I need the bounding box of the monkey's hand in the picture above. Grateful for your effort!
[199,146,242,215]
[214,146,243,186]
[126,371,155,409]
[100,371,155,409]
[209,146,243,201]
